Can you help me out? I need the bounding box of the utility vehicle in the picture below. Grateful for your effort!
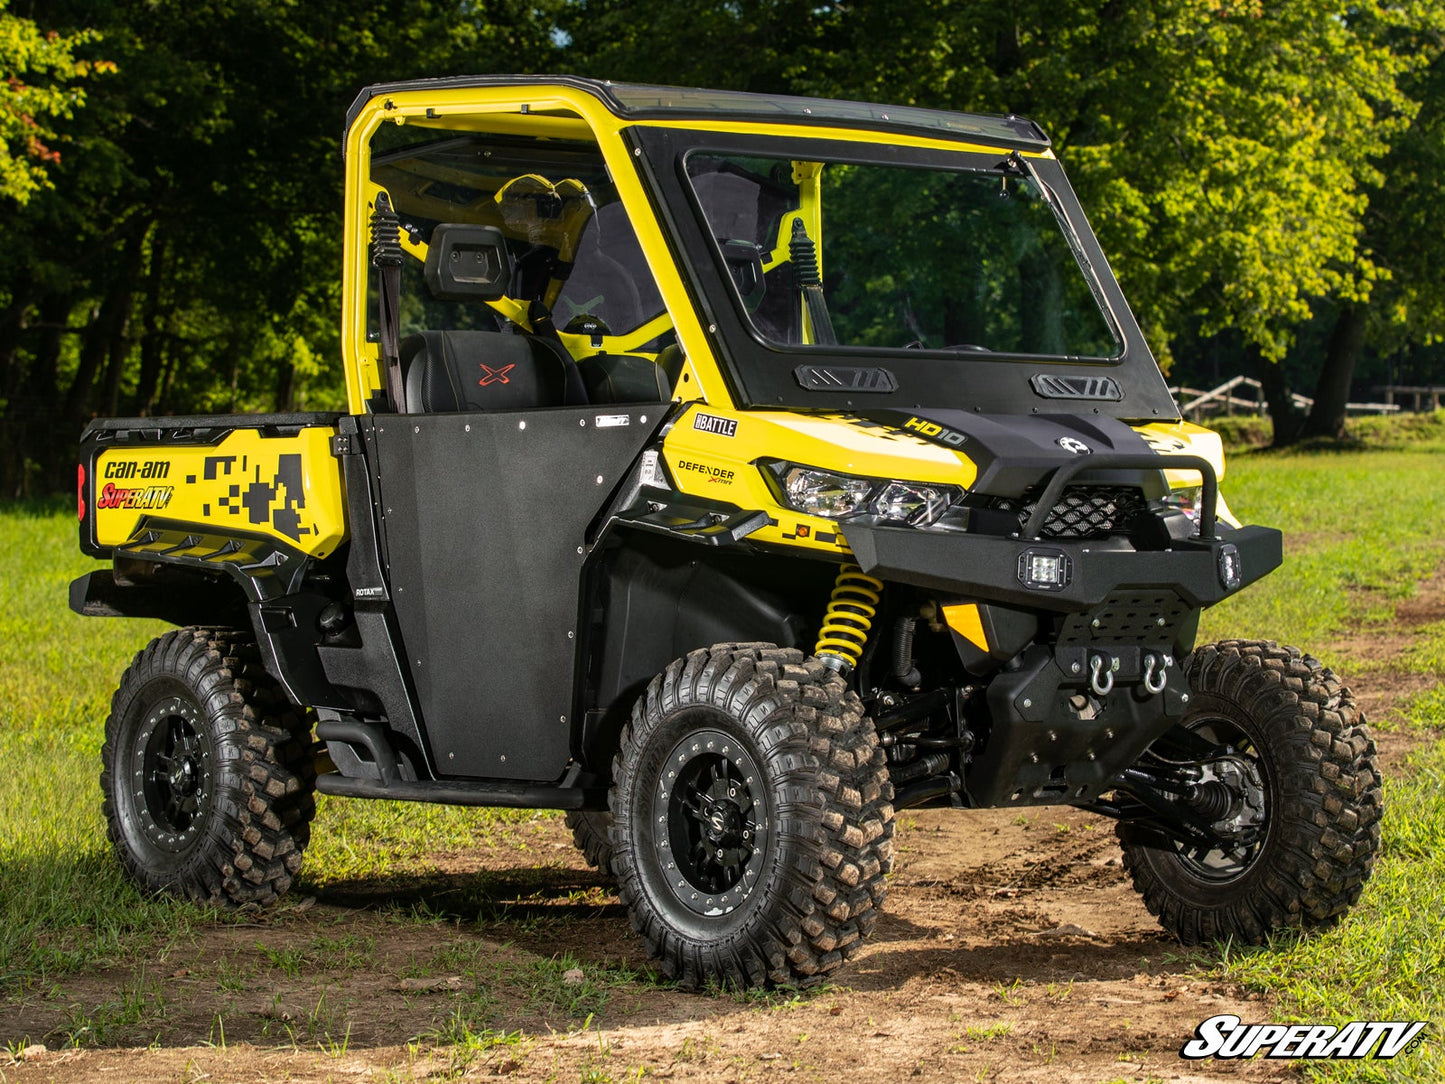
[73,76,1381,988]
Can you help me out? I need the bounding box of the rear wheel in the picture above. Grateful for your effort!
[1119,640,1381,943]
[100,628,316,906]
[611,644,893,988]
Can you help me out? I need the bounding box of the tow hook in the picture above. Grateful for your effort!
[1089,654,1114,696]
[1142,653,1169,694]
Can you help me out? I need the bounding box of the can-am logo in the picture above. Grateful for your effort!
[1057,436,1091,455]
[1181,1015,1427,1061]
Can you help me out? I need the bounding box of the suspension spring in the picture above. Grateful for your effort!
[814,564,883,673]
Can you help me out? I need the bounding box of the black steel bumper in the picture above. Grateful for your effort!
[843,522,1282,614]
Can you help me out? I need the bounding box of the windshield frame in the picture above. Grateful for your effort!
[628,125,1180,421]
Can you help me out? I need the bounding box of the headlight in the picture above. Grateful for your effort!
[1162,485,1203,525]
[781,466,873,517]
[767,463,960,527]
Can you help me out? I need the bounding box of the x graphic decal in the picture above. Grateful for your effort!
[478,363,515,386]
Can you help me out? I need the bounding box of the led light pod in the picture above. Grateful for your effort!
[1218,543,1242,589]
[1018,548,1071,591]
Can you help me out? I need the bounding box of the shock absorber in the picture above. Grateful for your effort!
[814,563,883,674]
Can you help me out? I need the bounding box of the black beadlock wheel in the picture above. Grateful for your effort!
[610,643,894,989]
[100,627,317,907]
[1118,640,1382,944]
[565,810,614,876]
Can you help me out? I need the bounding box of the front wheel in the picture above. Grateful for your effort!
[610,644,893,988]
[100,628,317,907]
[1118,640,1382,944]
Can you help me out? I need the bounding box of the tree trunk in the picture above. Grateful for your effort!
[275,360,296,412]
[1253,347,1304,447]
[95,234,146,420]
[65,232,146,427]
[0,296,69,497]
[0,289,35,407]
[1302,305,1367,440]
[133,230,170,415]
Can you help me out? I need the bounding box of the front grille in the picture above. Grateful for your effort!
[1023,485,1149,540]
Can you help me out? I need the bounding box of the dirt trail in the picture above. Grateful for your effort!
[3,802,1296,1084]
[5,583,1442,1083]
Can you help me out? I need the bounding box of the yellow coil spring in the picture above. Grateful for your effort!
[814,564,884,669]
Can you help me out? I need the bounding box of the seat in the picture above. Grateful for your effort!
[577,352,673,404]
[401,330,586,413]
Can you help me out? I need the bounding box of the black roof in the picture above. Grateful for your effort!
[346,75,1050,150]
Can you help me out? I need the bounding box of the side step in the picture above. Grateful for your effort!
[316,773,590,810]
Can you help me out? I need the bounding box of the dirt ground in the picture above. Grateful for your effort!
[4,611,1439,1083]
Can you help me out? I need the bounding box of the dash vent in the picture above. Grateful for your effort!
[1030,374,1123,402]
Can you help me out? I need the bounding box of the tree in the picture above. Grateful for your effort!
[562,0,1437,442]
[1304,22,1445,439]
[0,0,566,495]
[0,0,104,204]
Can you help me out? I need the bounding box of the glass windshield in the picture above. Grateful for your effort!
[371,128,666,338]
[684,153,1120,359]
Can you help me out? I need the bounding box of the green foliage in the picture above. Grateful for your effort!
[565,1,1437,366]
[4,1,1445,489]
[0,0,104,204]
[0,0,567,495]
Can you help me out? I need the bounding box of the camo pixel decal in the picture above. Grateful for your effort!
[194,453,314,542]
[92,426,346,558]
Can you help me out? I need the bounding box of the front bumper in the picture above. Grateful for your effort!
[843,519,1282,808]
[843,521,1282,613]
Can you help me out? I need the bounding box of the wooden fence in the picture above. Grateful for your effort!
[1171,375,1401,420]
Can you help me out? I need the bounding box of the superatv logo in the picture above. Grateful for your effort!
[676,459,735,484]
[96,483,174,511]
[903,416,968,448]
[104,459,170,480]
[1181,1015,1426,1061]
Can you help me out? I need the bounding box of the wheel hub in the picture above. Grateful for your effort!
[654,726,769,917]
[702,798,744,844]
[133,696,213,851]
[1176,738,1268,880]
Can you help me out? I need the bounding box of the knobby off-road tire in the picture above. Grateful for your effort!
[565,810,614,875]
[610,643,893,989]
[100,627,317,907]
[1119,640,1381,944]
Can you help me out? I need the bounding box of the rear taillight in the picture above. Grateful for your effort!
[78,463,86,521]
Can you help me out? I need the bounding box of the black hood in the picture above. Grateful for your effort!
[865,409,1163,499]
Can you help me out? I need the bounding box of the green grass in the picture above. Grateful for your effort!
[1200,448,1445,665]
[1205,408,1445,455]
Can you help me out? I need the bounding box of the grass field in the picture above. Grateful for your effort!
[2,428,1444,1081]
